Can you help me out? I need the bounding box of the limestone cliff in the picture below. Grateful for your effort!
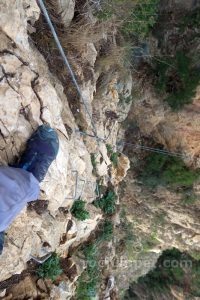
[0,0,200,300]
[0,0,130,298]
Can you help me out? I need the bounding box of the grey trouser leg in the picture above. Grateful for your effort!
[0,231,5,255]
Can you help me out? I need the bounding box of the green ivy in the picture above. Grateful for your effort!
[140,153,200,189]
[180,8,200,32]
[93,190,117,215]
[70,199,90,221]
[98,220,113,242]
[96,0,160,40]
[90,153,98,172]
[106,144,119,168]
[181,192,198,206]
[37,253,63,281]
[121,0,160,39]
[76,220,113,299]
[124,248,200,298]
[154,51,200,110]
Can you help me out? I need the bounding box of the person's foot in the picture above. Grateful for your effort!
[18,125,59,182]
[0,232,5,255]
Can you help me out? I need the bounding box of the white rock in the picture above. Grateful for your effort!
[57,0,75,27]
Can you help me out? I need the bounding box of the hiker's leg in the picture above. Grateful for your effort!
[0,125,59,255]
[18,125,59,182]
[0,166,40,245]
[0,231,5,255]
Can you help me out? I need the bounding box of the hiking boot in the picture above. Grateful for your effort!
[0,231,5,255]
[18,125,59,182]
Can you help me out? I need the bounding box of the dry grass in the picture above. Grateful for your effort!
[31,0,133,89]
[83,0,139,16]
[41,0,64,25]
[61,19,117,48]
[34,0,117,53]
[96,43,133,72]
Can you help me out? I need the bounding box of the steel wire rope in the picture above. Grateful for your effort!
[37,0,99,141]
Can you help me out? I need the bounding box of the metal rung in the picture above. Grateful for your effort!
[65,170,79,200]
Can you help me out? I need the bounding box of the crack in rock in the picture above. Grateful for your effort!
[20,103,34,131]
[0,49,29,67]
[31,74,47,124]
[0,120,10,138]
[0,65,19,95]
[0,50,47,126]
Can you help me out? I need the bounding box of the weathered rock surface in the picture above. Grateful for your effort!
[56,0,75,27]
[129,81,200,167]
[4,0,200,299]
[0,0,130,294]
[108,170,200,293]
[111,154,130,186]
[0,0,100,283]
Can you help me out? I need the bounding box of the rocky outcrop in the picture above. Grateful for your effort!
[0,0,131,295]
[56,0,75,27]
[3,0,200,299]
[130,85,200,168]
[0,36,99,286]
[0,0,100,283]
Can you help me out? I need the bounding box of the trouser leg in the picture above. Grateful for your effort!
[0,231,5,255]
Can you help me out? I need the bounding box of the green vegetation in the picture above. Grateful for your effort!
[121,0,160,39]
[120,207,136,253]
[110,152,119,168]
[76,267,98,299]
[190,251,200,261]
[124,248,200,299]
[106,144,119,168]
[98,220,113,242]
[154,51,200,110]
[142,232,159,252]
[119,94,134,105]
[106,144,113,155]
[180,8,200,31]
[120,208,134,238]
[119,208,160,259]
[181,191,198,206]
[139,213,165,253]
[70,199,90,221]
[90,153,98,172]
[139,153,200,189]
[96,7,113,21]
[96,0,160,40]
[96,42,133,71]
[76,220,113,299]
[76,241,99,299]
[96,4,200,110]
[154,211,167,226]
[76,244,99,299]
[37,253,63,281]
[93,189,117,215]
[139,249,185,290]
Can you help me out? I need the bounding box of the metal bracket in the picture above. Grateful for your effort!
[65,170,99,201]
[30,252,52,264]
[65,170,79,200]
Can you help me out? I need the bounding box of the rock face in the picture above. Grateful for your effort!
[0,0,99,282]
[130,85,200,168]
[108,171,200,293]
[0,0,130,292]
[2,0,200,299]
[111,154,130,186]
[57,0,75,27]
